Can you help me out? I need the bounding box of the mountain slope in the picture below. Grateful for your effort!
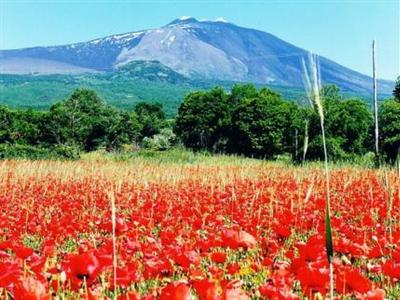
[0,61,192,116]
[0,61,310,116]
[0,60,387,119]
[0,17,394,94]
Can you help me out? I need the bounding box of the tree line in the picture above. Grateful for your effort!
[0,89,170,159]
[0,79,399,163]
[176,80,400,163]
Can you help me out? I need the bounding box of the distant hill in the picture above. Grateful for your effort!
[0,61,308,117]
[0,17,394,96]
[0,59,388,118]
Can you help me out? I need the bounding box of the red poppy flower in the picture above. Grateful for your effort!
[221,229,257,249]
[109,265,140,289]
[13,277,50,300]
[221,280,249,300]
[365,288,385,300]
[193,279,220,300]
[382,260,400,281]
[116,217,129,235]
[211,252,227,264]
[175,250,201,271]
[159,282,192,300]
[0,262,21,288]
[259,283,300,300]
[143,255,174,279]
[118,291,140,300]
[295,262,329,296]
[13,245,34,259]
[336,266,372,294]
[63,252,102,290]
[227,263,241,275]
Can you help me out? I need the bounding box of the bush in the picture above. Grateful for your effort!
[306,136,348,161]
[0,144,80,160]
[142,128,177,151]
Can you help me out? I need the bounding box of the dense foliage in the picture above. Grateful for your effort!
[379,99,400,162]
[0,83,399,163]
[0,89,167,158]
[230,88,298,158]
[305,85,372,160]
[175,84,397,162]
[393,76,400,102]
[175,87,232,151]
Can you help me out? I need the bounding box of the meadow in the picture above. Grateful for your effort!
[0,152,399,299]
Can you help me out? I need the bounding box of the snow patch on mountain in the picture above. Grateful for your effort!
[89,31,144,45]
[114,27,247,80]
[215,17,229,23]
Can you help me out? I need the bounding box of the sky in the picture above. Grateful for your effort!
[0,0,399,80]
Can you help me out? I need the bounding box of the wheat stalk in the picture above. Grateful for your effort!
[302,53,334,299]
[108,191,117,298]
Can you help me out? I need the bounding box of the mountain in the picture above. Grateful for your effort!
[0,17,394,94]
[0,61,309,117]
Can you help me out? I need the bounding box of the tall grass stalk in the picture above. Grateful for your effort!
[303,53,334,299]
[109,191,117,298]
[302,120,309,163]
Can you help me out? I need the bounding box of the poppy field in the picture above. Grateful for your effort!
[0,158,399,299]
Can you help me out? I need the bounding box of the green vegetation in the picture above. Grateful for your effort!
[305,85,372,161]
[176,83,398,163]
[0,89,168,159]
[0,73,190,117]
[0,81,398,164]
[175,87,232,151]
[0,144,79,160]
[379,77,400,164]
[230,87,298,158]
[393,76,400,102]
[379,99,400,162]
[0,60,388,118]
[176,85,380,161]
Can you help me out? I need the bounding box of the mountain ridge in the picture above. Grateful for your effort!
[0,17,395,94]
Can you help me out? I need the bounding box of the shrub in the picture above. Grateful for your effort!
[0,144,80,160]
[142,128,177,151]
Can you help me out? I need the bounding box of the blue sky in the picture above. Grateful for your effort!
[0,0,399,80]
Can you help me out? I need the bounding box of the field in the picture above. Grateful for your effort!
[0,153,399,299]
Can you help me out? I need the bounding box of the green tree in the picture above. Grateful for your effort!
[134,102,166,139]
[10,109,47,145]
[105,111,142,150]
[393,76,400,102]
[229,84,259,105]
[0,105,12,143]
[379,99,400,162]
[306,86,372,160]
[230,88,296,158]
[47,88,138,151]
[175,87,231,151]
[326,98,371,154]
